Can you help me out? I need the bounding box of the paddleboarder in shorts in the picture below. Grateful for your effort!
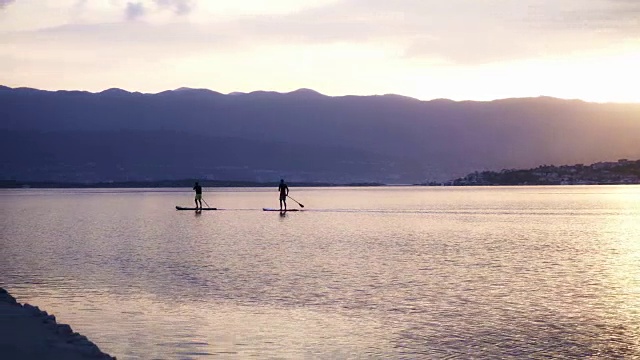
[193,182,203,210]
[278,179,289,211]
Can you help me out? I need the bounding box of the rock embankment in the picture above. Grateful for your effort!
[0,287,115,360]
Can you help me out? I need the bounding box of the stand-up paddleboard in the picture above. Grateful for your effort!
[176,206,218,211]
[262,208,301,212]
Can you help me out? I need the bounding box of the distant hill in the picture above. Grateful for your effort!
[449,159,640,185]
[0,130,420,183]
[1,86,640,183]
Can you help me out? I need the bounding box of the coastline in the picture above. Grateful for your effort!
[0,287,115,360]
[0,179,385,189]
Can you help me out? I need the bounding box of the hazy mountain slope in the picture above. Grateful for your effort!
[1,86,639,182]
[0,130,424,182]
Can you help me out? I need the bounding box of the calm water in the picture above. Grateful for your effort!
[1,186,640,359]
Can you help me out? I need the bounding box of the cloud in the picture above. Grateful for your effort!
[0,0,15,9]
[125,2,146,21]
[4,0,639,67]
[154,0,194,15]
[521,0,640,33]
[122,0,195,21]
[219,0,640,63]
[73,0,88,11]
[6,22,233,59]
[188,1,528,64]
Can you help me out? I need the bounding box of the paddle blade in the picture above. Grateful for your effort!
[287,195,304,208]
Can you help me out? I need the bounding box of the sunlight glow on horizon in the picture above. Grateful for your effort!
[1,0,639,103]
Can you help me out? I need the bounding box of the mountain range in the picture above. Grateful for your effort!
[1,85,640,183]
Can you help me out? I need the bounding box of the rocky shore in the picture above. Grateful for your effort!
[0,287,115,360]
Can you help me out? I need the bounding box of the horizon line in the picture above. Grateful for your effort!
[3,84,639,105]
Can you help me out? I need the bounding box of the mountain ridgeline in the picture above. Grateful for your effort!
[2,85,640,183]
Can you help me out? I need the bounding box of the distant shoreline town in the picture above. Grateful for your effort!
[2,159,639,188]
[438,159,640,186]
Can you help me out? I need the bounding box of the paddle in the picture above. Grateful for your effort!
[202,198,211,209]
[287,195,305,208]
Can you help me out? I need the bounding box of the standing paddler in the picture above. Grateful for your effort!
[278,179,289,211]
[193,181,203,210]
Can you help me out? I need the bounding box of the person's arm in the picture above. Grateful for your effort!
[286,185,289,196]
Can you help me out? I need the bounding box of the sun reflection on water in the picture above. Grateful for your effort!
[2,186,640,358]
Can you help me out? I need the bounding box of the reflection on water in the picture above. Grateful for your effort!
[1,186,640,359]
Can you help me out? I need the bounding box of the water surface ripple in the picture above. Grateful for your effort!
[1,186,639,359]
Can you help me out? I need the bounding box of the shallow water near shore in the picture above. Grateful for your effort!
[1,186,640,359]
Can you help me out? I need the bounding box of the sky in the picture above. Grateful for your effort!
[1,0,639,102]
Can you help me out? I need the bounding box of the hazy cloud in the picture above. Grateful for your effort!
[522,0,640,33]
[218,0,640,63]
[73,0,88,11]
[3,0,639,67]
[125,2,146,21]
[8,22,233,59]
[154,0,194,15]
[0,0,15,9]
[189,1,528,64]
[123,0,195,20]
[70,0,88,19]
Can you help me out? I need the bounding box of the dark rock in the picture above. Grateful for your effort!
[56,324,73,335]
[0,287,18,305]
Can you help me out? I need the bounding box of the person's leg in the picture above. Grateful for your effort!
[279,198,283,210]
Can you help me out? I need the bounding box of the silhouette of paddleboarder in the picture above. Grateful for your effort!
[193,182,203,210]
[278,179,289,211]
